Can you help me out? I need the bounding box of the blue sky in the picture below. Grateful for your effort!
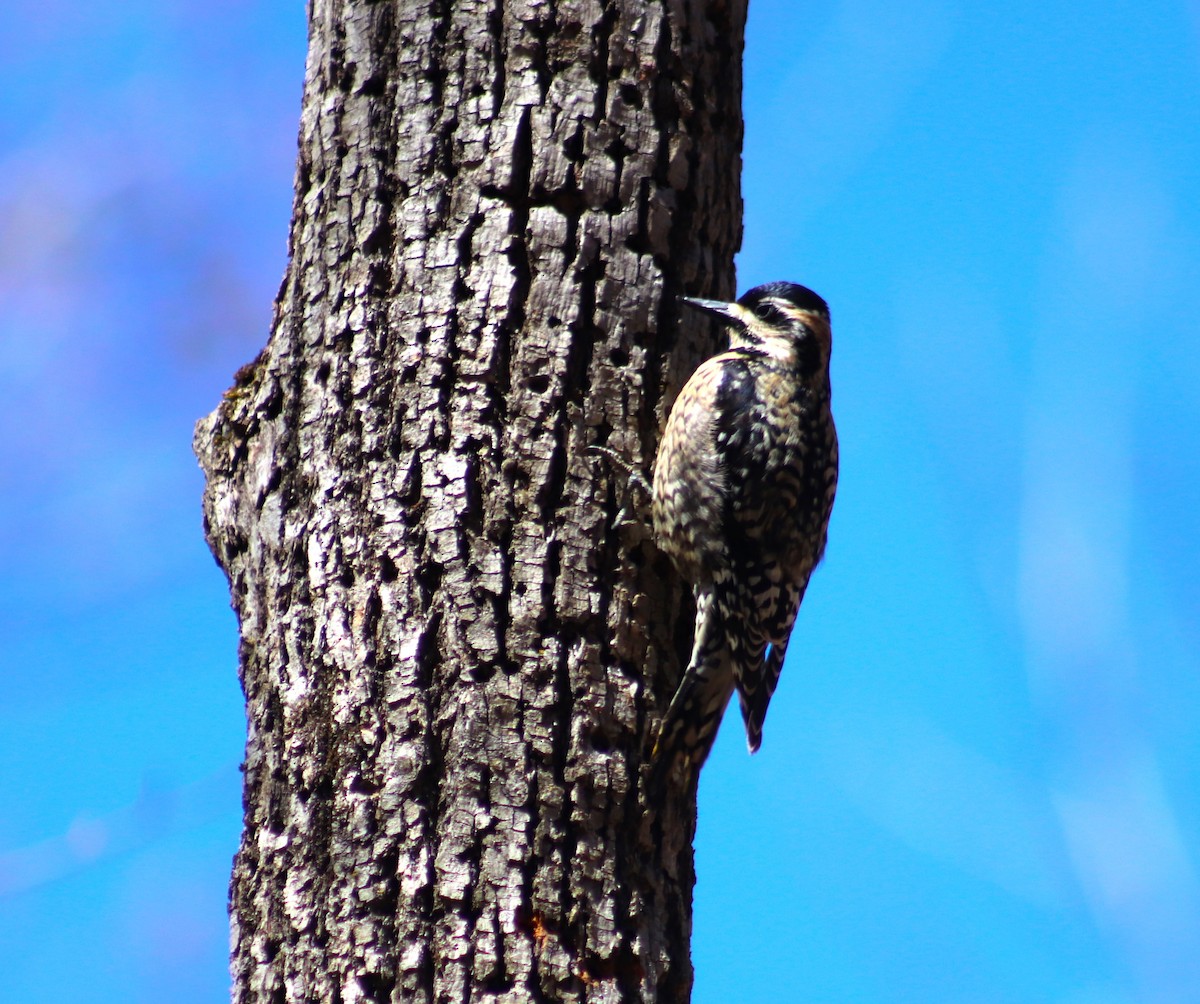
[2,1,1198,1001]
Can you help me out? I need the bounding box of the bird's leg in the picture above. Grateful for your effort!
[588,445,652,530]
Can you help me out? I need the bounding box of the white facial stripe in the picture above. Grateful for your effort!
[728,303,758,327]
[778,302,815,322]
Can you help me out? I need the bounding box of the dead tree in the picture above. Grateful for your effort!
[195,1,745,1000]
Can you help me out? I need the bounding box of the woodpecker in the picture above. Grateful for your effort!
[650,281,838,788]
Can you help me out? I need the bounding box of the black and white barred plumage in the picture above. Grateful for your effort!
[650,281,838,788]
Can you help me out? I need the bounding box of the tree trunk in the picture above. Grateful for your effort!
[194,1,744,1000]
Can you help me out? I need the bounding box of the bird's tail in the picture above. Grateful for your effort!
[649,591,734,792]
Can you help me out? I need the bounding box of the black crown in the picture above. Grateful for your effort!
[738,281,829,318]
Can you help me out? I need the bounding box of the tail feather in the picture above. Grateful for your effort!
[650,648,734,790]
[649,588,734,791]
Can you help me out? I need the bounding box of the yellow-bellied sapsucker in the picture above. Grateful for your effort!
[650,281,838,788]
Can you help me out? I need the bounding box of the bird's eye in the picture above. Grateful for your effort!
[753,301,789,325]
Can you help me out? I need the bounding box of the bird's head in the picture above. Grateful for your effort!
[680,281,832,378]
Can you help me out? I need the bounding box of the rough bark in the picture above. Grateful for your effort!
[195,1,744,1001]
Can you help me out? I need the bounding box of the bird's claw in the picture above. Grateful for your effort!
[588,445,652,532]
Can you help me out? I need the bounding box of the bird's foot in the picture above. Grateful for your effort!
[588,445,652,531]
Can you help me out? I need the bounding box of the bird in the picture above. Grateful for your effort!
[649,281,838,789]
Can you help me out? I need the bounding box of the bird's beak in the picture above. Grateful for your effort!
[678,295,746,327]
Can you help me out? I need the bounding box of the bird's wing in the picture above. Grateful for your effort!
[709,351,811,751]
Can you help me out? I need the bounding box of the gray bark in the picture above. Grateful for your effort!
[195,1,744,1001]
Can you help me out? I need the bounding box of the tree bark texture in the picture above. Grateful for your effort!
[195,1,745,1001]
